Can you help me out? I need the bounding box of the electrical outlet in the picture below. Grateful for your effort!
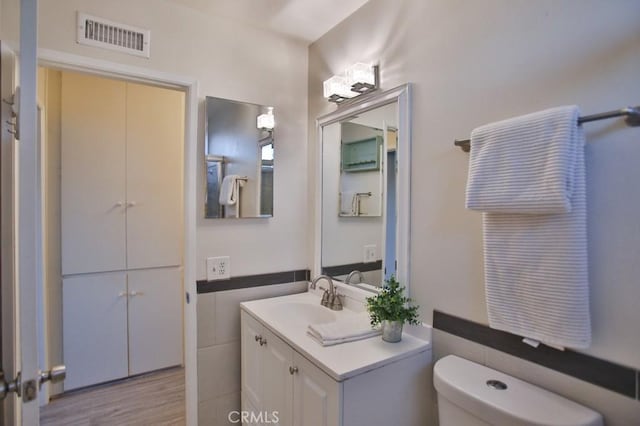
[206,256,231,281]
[363,245,377,263]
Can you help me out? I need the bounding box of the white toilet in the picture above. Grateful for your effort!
[434,355,603,426]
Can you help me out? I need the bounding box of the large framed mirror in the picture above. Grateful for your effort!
[315,85,411,293]
[204,96,274,218]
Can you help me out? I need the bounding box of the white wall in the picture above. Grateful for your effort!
[37,0,309,280]
[0,0,20,46]
[309,4,640,423]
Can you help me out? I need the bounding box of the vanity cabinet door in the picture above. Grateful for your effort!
[292,351,341,426]
[241,311,266,410]
[261,328,294,426]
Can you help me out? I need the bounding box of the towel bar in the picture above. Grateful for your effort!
[454,105,640,152]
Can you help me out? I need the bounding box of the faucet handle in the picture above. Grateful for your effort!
[329,293,343,311]
[320,289,330,307]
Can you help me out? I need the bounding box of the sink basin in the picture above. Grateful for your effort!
[267,302,337,326]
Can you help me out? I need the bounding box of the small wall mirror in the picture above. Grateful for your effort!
[317,85,411,292]
[205,96,274,218]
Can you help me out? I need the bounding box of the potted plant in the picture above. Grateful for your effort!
[366,276,420,342]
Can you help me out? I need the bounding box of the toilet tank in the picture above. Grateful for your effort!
[433,355,603,426]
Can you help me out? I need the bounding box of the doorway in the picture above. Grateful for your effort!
[33,61,195,424]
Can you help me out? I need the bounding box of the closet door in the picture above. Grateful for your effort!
[61,72,127,275]
[127,268,183,375]
[125,83,184,270]
[62,272,129,390]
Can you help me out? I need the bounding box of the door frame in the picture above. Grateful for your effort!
[37,48,199,426]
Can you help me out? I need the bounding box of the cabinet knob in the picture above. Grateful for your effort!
[289,366,298,375]
[118,291,127,298]
[254,335,262,343]
[260,337,267,346]
[129,291,144,297]
[126,201,137,208]
[115,201,124,207]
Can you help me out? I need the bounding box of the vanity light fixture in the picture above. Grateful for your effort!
[323,75,357,104]
[323,63,379,104]
[346,62,377,94]
[257,106,275,130]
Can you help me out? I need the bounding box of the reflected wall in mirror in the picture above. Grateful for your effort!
[339,122,384,217]
[205,96,274,218]
[321,102,399,289]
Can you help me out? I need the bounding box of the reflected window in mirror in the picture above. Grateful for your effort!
[259,140,274,216]
[204,96,275,219]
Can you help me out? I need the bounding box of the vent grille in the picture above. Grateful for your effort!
[77,12,150,58]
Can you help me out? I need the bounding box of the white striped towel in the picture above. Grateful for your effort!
[466,106,579,214]
[307,313,381,346]
[468,106,591,349]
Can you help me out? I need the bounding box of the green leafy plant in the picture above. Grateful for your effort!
[366,276,420,327]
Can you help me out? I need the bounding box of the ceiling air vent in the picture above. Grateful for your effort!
[76,12,150,58]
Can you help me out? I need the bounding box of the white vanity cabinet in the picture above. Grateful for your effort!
[241,303,431,426]
[241,311,340,426]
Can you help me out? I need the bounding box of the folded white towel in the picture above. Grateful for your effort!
[219,175,244,206]
[468,106,591,349]
[466,106,579,214]
[307,314,381,346]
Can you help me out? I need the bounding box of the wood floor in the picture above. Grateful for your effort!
[40,367,185,426]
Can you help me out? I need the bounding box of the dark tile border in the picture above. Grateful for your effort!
[433,310,638,399]
[197,269,310,294]
[322,260,383,277]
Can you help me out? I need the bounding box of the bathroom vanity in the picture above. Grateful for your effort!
[240,291,432,426]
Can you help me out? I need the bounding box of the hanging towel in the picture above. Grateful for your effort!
[467,105,591,349]
[219,175,243,206]
[340,192,355,215]
[307,313,381,346]
[466,107,578,214]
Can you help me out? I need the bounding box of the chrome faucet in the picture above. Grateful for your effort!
[310,275,343,311]
[344,270,365,286]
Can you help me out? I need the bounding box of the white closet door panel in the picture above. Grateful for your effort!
[62,273,128,390]
[126,83,184,269]
[61,72,127,275]
[127,268,183,375]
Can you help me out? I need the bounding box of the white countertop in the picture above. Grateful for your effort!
[241,291,431,382]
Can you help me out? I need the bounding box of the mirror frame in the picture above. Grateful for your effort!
[314,84,412,295]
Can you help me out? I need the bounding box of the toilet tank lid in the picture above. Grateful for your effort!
[433,355,603,426]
